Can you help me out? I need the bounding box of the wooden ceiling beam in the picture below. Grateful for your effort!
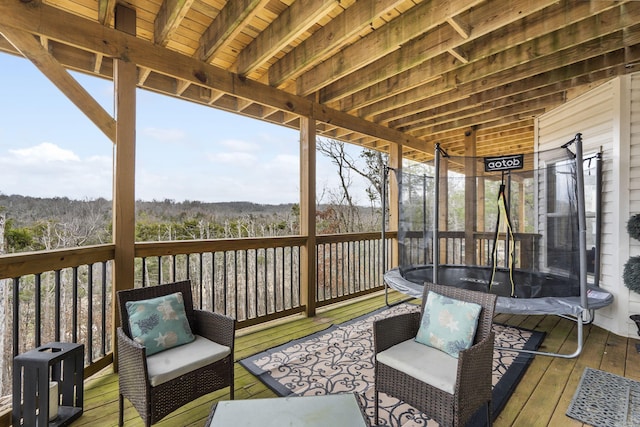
[154,0,195,46]
[446,15,471,39]
[321,0,557,105]
[267,0,406,87]
[429,122,534,146]
[44,40,114,78]
[296,0,484,96]
[98,0,117,26]
[343,0,630,115]
[477,133,535,149]
[365,4,640,123]
[426,119,535,156]
[320,0,557,105]
[320,25,461,104]
[0,27,116,142]
[448,47,468,64]
[392,80,572,130]
[198,0,269,63]
[175,79,191,95]
[235,0,339,76]
[399,91,566,134]
[138,67,152,85]
[458,40,640,127]
[409,93,565,136]
[400,49,639,142]
[0,0,431,154]
[378,52,630,129]
[93,53,104,73]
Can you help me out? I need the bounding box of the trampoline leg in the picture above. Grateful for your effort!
[384,283,415,308]
[495,313,584,359]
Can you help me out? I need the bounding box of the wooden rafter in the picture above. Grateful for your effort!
[296,0,484,96]
[320,0,559,104]
[1,0,638,160]
[0,27,116,142]
[446,15,471,39]
[340,0,629,114]
[412,94,564,136]
[154,0,195,46]
[98,0,117,26]
[198,0,269,63]
[362,2,640,123]
[0,0,432,154]
[391,81,573,130]
[267,0,406,87]
[235,0,339,76]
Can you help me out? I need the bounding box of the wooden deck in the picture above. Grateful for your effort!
[71,290,640,427]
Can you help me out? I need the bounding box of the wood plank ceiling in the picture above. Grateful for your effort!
[0,0,639,161]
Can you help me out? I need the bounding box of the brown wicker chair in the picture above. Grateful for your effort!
[373,282,497,427]
[117,280,235,426]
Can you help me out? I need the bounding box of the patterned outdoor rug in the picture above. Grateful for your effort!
[567,367,640,427]
[240,303,545,426]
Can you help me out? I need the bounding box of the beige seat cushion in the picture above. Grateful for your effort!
[147,334,231,387]
[376,339,458,394]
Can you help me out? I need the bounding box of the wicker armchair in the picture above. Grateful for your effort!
[374,282,497,427]
[117,280,235,426]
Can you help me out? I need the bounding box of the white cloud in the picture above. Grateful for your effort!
[219,139,259,152]
[207,151,258,166]
[136,168,295,204]
[9,142,80,163]
[1,139,373,205]
[267,154,298,170]
[141,127,187,142]
[136,148,300,204]
[0,143,111,199]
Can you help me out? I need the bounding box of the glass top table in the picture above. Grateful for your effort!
[207,393,370,427]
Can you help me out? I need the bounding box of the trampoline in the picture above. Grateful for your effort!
[382,134,613,358]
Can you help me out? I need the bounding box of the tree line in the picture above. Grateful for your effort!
[1,140,388,253]
[0,195,386,254]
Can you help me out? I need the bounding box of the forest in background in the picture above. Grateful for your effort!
[0,192,382,396]
[0,194,383,254]
[0,140,386,254]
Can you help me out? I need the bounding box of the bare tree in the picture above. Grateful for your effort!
[317,138,387,232]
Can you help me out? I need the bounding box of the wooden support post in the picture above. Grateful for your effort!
[477,174,486,263]
[388,143,402,267]
[300,115,316,317]
[464,128,477,264]
[112,4,137,361]
[439,156,449,263]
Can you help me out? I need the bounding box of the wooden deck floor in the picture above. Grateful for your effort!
[72,291,640,427]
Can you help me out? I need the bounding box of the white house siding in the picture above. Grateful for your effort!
[628,73,640,337]
[536,73,640,337]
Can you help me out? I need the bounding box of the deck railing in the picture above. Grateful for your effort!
[0,245,116,397]
[134,236,308,328]
[0,229,539,393]
[0,227,534,408]
[316,233,392,307]
[134,233,395,323]
[0,232,396,398]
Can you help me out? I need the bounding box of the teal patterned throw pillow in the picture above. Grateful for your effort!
[126,292,195,356]
[415,291,482,358]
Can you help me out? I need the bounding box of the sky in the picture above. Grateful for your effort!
[0,54,370,205]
